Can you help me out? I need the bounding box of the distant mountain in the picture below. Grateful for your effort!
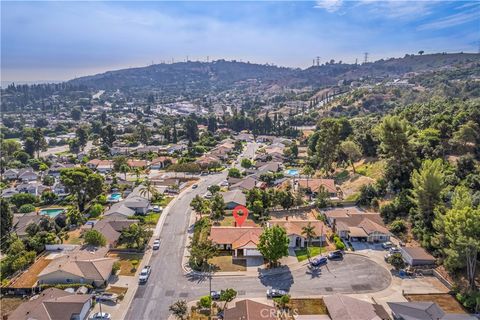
[68,53,480,92]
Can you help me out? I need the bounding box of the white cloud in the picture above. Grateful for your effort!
[418,9,479,30]
[314,0,344,13]
[355,0,436,19]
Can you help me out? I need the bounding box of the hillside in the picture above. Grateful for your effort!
[68,53,480,92]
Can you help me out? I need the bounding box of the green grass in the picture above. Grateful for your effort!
[335,170,350,183]
[288,299,328,315]
[143,213,160,226]
[356,159,386,180]
[345,192,360,201]
[294,246,324,262]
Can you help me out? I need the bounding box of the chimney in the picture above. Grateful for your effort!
[286,216,289,221]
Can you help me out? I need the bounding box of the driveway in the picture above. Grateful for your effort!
[350,241,386,251]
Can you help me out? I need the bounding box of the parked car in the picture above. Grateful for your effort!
[389,247,401,254]
[200,172,209,176]
[95,293,118,303]
[91,312,111,320]
[204,192,212,199]
[192,184,198,189]
[327,250,343,260]
[266,288,288,298]
[152,205,162,213]
[152,239,160,250]
[139,266,152,284]
[219,180,229,187]
[210,290,224,300]
[382,241,393,249]
[310,256,328,267]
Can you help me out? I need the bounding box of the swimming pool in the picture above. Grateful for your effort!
[285,169,299,176]
[108,193,122,202]
[40,208,65,218]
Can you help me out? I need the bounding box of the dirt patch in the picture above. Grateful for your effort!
[0,297,25,315]
[288,298,328,315]
[405,294,467,314]
[106,286,128,295]
[106,253,143,276]
[64,229,83,245]
[10,257,51,288]
[340,174,375,199]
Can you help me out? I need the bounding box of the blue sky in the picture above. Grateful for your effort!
[1,1,479,82]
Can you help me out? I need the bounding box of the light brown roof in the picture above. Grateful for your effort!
[269,220,326,238]
[333,212,389,236]
[128,160,148,167]
[8,288,92,320]
[209,227,263,249]
[298,178,336,194]
[323,294,382,320]
[150,156,173,164]
[224,299,277,320]
[402,247,435,261]
[348,227,369,238]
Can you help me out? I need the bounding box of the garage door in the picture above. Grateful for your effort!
[244,249,262,256]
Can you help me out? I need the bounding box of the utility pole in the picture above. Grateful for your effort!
[312,59,315,66]
[364,52,369,64]
[316,56,321,66]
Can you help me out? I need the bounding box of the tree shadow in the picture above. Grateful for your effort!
[257,266,294,291]
[305,265,322,278]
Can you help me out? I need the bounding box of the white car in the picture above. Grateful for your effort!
[219,180,229,187]
[152,206,163,213]
[139,266,151,284]
[152,239,160,250]
[91,312,111,320]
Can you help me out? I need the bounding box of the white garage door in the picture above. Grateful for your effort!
[244,249,262,256]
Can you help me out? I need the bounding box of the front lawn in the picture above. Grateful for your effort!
[10,257,51,288]
[356,159,386,180]
[143,213,160,226]
[294,246,324,262]
[106,286,128,296]
[106,253,143,276]
[0,297,25,316]
[209,254,247,272]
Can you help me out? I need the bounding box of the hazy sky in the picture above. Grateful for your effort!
[1,1,479,83]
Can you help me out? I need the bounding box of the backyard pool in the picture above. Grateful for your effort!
[108,193,122,202]
[40,208,65,218]
[285,169,299,176]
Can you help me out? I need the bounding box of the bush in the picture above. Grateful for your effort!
[197,295,212,309]
[389,219,407,234]
[112,261,121,274]
[83,229,107,246]
[10,193,37,208]
[39,283,93,290]
[456,291,480,312]
[335,239,346,250]
[89,203,104,218]
[41,191,57,205]
[387,253,405,270]
[19,204,36,213]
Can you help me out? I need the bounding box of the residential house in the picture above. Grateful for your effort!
[297,178,338,198]
[268,219,327,248]
[229,177,260,192]
[8,288,92,320]
[48,163,74,178]
[224,299,277,320]
[18,170,39,182]
[128,160,148,169]
[16,182,48,196]
[222,190,247,209]
[12,213,44,238]
[149,156,174,169]
[104,203,136,219]
[324,208,391,243]
[91,217,139,247]
[87,159,113,173]
[388,301,476,320]
[196,155,221,170]
[400,247,436,267]
[123,196,150,214]
[1,187,19,198]
[209,226,263,257]
[3,168,19,180]
[324,294,390,320]
[86,159,101,170]
[38,249,115,288]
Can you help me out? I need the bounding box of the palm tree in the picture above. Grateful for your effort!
[302,165,315,200]
[301,222,317,261]
[119,164,130,181]
[139,178,157,201]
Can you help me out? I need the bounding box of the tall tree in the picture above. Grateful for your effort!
[139,178,157,200]
[0,199,13,250]
[314,118,342,174]
[257,225,289,267]
[75,126,89,151]
[101,124,116,148]
[184,116,199,142]
[60,167,104,211]
[409,158,445,247]
[340,140,362,174]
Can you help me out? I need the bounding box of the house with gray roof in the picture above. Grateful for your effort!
[388,302,476,320]
[222,189,246,209]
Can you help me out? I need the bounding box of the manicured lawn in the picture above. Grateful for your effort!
[209,253,247,272]
[288,298,328,315]
[158,196,173,207]
[107,253,143,276]
[0,297,25,316]
[294,246,324,262]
